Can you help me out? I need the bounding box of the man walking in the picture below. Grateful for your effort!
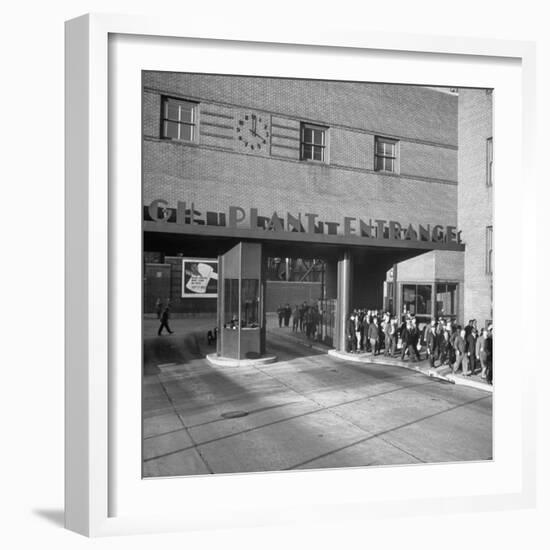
[485,324,493,384]
[400,319,410,360]
[354,311,363,353]
[277,305,284,328]
[426,323,438,368]
[368,316,380,356]
[453,327,467,374]
[292,305,299,332]
[347,313,357,352]
[466,326,478,374]
[158,303,174,335]
[407,318,421,362]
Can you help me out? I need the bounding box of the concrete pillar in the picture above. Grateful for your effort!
[335,251,352,352]
[324,260,338,300]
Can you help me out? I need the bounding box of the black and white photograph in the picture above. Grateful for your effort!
[4,0,548,546]
[142,72,494,477]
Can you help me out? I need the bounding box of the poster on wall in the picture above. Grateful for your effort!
[181,258,218,298]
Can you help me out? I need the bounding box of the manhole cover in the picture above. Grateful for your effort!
[221,411,249,419]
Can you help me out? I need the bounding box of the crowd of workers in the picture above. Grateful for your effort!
[346,309,493,384]
[277,302,322,340]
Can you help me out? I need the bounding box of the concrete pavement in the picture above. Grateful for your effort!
[143,315,493,477]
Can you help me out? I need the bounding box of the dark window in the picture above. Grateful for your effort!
[241,279,260,328]
[486,226,493,275]
[224,279,239,328]
[486,137,493,186]
[402,284,432,322]
[300,123,327,162]
[161,97,197,142]
[436,283,458,320]
[375,137,398,172]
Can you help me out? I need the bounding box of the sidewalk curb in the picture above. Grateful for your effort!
[283,334,333,355]
[206,353,278,367]
[327,349,493,393]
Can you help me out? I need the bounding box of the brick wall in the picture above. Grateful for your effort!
[457,89,493,326]
[265,282,322,312]
[143,73,459,232]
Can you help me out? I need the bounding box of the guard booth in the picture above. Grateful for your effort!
[217,242,266,360]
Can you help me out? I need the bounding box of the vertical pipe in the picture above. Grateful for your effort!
[217,254,223,356]
[392,262,398,317]
[336,251,352,352]
[432,282,436,321]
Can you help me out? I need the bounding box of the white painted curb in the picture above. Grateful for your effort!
[206,353,278,367]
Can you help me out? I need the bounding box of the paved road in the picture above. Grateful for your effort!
[143,319,493,477]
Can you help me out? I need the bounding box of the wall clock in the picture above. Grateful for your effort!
[235,112,270,152]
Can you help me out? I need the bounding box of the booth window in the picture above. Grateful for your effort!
[224,279,239,329]
[436,283,458,321]
[402,284,432,323]
[374,137,398,173]
[486,137,493,186]
[300,123,327,162]
[241,279,260,328]
[161,97,198,142]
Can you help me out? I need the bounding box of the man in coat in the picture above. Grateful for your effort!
[347,314,357,352]
[453,327,467,374]
[407,318,421,362]
[368,316,380,356]
[485,324,493,384]
[354,311,363,353]
[466,327,478,375]
[426,323,438,368]
[277,305,284,328]
[383,313,392,356]
[158,303,174,335]
[400,319,410,360]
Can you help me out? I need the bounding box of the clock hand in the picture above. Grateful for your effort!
[249,129,267,140]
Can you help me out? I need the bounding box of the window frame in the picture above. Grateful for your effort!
[374,136,400,174]
[300,122,329,163]
[160,96,199,143]
[435,281,459,321]
[401,283,433,322]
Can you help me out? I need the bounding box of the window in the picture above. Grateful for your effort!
[486,137,493,186]
[241,279,260,328]
[224,279,239,328]
[161,97,197,142]
[402,284,432,323]
[436,283,458,320]
[300,123,327,162]
[375,137,398,173]
[486,226,493,275]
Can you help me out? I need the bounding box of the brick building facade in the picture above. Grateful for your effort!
[142,72,490,353]
[457,88,494,327]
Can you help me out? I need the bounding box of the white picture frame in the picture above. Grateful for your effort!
[65,13,537,537]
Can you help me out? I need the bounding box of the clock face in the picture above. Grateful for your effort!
[235,112,270,152]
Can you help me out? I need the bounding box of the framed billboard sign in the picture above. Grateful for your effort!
[65,12,537,538]
[182,258,218,298]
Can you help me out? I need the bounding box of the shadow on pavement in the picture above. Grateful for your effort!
[32,509,64,528]
[143,331,212,375]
